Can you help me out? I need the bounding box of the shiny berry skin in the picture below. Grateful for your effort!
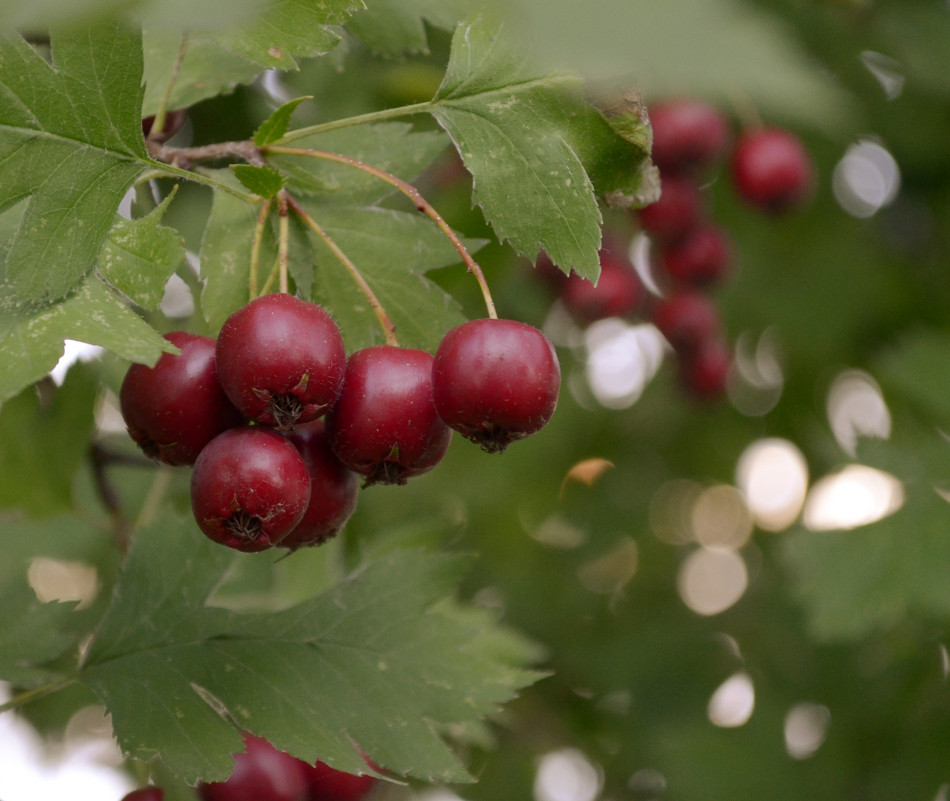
[561,248,643,326]
[198,734,309,801]
[432,319,561,453]
[281,420,360,550]
[121,789,164,801]
[120,331,243,466]
[731,127,815,213]
[659,224,731,287]
[651,291,722,353]
[191,427,311,552]
[304,761,376,801]
[637,175,705,245]
[326,346,451,486]
[216,294,346,430]
[649,99,731,175]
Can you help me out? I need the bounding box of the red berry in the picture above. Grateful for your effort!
[637,175,705,245]
[561,247,643,326]
[326,346,452,486]
[191,427,311,552]
[651,291,722,353]
[304,761,376,801]
[216,294,346,430]
[120,331,243,466]
[121,789,164,801]
[731,127,815,213]
[142,108,186,142]
[659,224,732,287]
[198,734,309,801]
[679,338,732,399]
[281,420,360,550]
[432,318,561,453]
[649,99,731,175]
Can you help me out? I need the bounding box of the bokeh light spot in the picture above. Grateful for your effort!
[784,702,831,759]
[678,547,748,616]
[534,748,603,801]
[803,464,904,531]
[833,139,900,218]
[708,672,755,728]
[692,484,753,549]
[736,438,809,531]
[827,370,891,456]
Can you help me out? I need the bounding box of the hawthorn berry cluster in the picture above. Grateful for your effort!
[121,734,376,801]
[641,97,815,398]
[120,292,561,553]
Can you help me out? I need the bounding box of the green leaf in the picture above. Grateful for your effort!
[0,277,177,404]
[253,96,312,146]
[0,24,148,300]
[230,164,287,199]
[430,15,602,280]
[874,329,950,424]
[301,203,476,351]
[346,0,471,55]
[142,0,364,115]
[0,364,97,517]
[80,519,542,784]
[98,191,185,310]
[198,179,264,331]
[269,123,449,207]
[0,578,77,686]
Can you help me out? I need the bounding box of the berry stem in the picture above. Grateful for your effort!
[284,193,399,346]
[264,144,498,319]
[277,192,291,294]
[249,197,272,299]
[149,33,189,140]
[0,676,77,715]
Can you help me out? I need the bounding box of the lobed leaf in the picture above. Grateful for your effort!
[80,519,543,785]
[430,15,603,280]
[0,24,149,301]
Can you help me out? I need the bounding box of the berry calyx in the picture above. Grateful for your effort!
[326,346,452,486]
[121,789,164,801]
[651,291,723,353]
[216,294,346,430]
[649,99,731,176]
[281,420,360,550]
[432,318,561,453]
[190,427,311,552]
[304,761,377,801]
[659,224,732,287]
[731,127,815,213]
[637,174,705,245]
[198,734,309,801]
[561,247,643,326]
[120,331,243,466]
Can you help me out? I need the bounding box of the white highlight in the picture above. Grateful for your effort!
[833,139,901,218]
[784,702,831,759]
[803,464,904,531]
[533,748,602,801]
[708,672,755,728]
[736,438,809,532]
[678,547,748,616]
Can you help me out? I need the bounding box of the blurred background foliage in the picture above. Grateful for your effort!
[3,0,950,799]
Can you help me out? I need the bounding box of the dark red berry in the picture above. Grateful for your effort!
[561,247,643,326]
[432,318,561,453]
[637,174,705,245]
[281,420,360,550]
[659,224,732,287]
[198,734,308,801]
[190,427,311,552]
[679,338,732,399]
[142,108,186,143]
[649,99,731,175]
[326,346,451,486]
[651,291,723,353]
[216,294,346,430]
[731,127,815,213]
[120,331,243,466]
[121,788,164,801]
[304,761,376,801]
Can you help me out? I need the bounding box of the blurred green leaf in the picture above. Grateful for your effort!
[346,0,472,55]
[0,578,77,686]
[230,164,287,198]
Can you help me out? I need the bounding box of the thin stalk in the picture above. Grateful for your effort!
[249,197,272,299]
[265,145,497,319]
[134,465,174,531]
[150,33,189,138]
[258,253,280,297]
[284,194,398,346]
[277,192,291,294]
[0,677,76,715]
[274,101,434,144]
